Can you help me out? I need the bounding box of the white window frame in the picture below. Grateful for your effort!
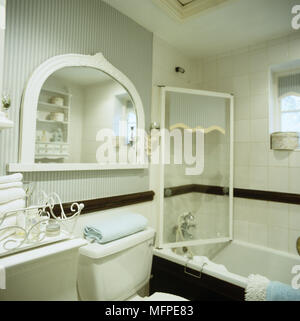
[272,68,300,133]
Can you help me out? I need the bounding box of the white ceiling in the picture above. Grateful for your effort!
[103,0,298,58]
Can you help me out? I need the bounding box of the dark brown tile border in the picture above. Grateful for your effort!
[234,188,300,205]
[164,184,228,197]
[165,184,300,205]
[164,184,194,197]
[52,190,155,217]
[194,184,227,196]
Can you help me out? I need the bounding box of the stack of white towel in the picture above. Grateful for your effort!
[0,174,25,290]
[0,173,26,229]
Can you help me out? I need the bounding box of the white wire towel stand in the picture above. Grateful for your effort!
[0,191,84,257]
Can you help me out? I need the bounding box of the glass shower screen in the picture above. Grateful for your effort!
[158,87,234,249]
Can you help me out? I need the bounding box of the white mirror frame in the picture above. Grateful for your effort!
[8,53,147,172]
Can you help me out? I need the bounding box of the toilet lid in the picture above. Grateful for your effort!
[145,292,188,301]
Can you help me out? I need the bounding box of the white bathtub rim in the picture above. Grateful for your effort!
[231,240,300,262]
[153,248,247,288]
[154,240,300,289]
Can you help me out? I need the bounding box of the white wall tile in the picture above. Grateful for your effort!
[250,94,268,119]
[235,96,250,120]
[217,55,233,78]
[217,76,233,93]
[268,166,289,192]
[234,197,251,221]
[250,119,269,142]
[289,33,300,60]
[233,51,249,77]
[268,202,289,228]
[268,226,289,252]
[269,150,289,167]
[233,75,250,97]
[250,72,268,95]
[249,48,268,73]
[248,222,268,246]
[203,60,217,83]
[234,220,249,242]
[289,204,300,230]
[246,200,268,225]
[268,42,289,65]
[288,151,300,168]
[234,166,250,188]
[200,33,300,255]
[249,166,268,190]
[249,142,268,166]
[235,120,250,142]
[235,142,250,166]
[289,168,300,194]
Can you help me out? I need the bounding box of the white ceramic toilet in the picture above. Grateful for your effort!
[77,227,187,301]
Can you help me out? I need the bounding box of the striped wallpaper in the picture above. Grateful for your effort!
[0,0,153,203]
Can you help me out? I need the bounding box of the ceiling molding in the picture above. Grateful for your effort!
[152,0,231,22]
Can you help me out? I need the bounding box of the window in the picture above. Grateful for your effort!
[127,103,137,145]
[279,94,300,132]
[274,72,300,133]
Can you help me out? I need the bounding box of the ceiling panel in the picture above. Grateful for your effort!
[103,0,297,58]
[177,0,195,6]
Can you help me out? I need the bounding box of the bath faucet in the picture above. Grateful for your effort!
[183,212,194,222]
[180,212,196,239]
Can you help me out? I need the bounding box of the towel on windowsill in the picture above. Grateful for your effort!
[83,212,148,244]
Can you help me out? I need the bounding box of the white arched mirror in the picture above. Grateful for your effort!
[9,53,147,172]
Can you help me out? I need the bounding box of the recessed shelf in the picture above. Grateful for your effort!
[35,154,70,159]
[38,101,69,110]
[36,141,69,145]
[41,88,71,97]
[36,119,68,125]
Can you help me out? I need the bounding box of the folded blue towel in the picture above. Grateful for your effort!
[83,212,148,244]
[266,281,300,301]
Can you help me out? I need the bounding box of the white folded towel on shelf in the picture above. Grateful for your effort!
[0,265,6,289]
[0,173,23,185]
[0,188,26,205]
[0,199,26,217]
[0,182,23,190]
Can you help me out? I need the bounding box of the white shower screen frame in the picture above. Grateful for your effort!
[157,86,234,249]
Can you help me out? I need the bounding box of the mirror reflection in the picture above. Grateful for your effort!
[35,66,137,163]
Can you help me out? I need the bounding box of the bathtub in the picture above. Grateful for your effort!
[153,240,300,291]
